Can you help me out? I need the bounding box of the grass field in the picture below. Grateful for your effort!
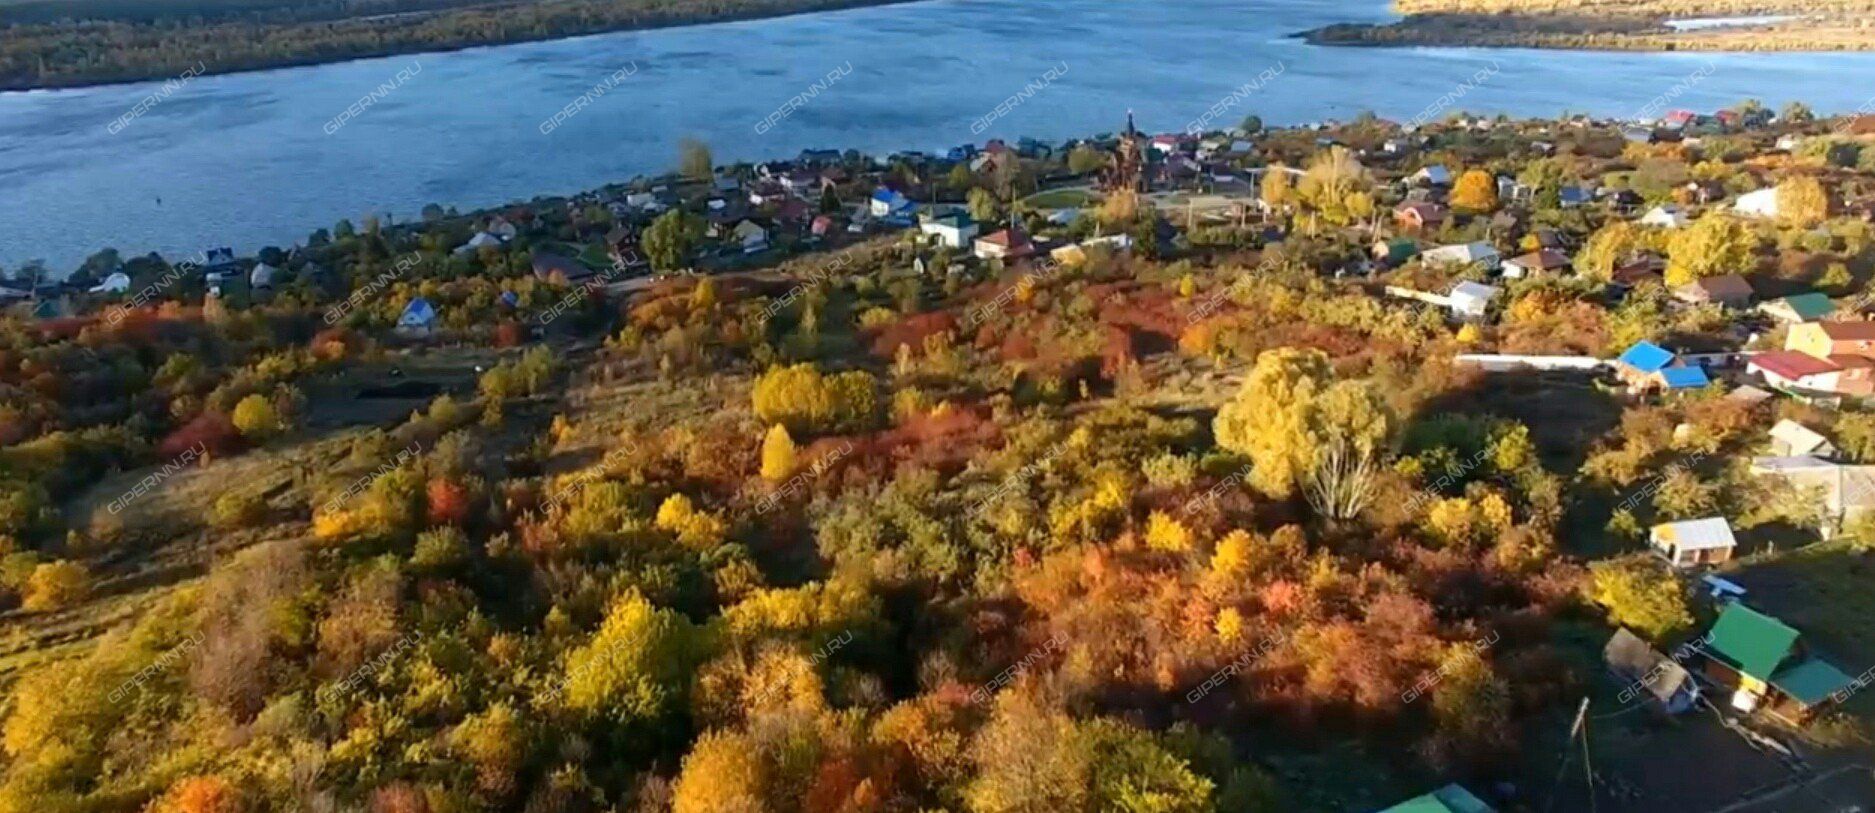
[1729,541,1875,672]
[1023,189,1101,210]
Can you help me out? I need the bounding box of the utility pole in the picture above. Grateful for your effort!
[1545,697,1592,813]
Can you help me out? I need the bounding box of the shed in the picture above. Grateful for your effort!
[1448,281,1499,320]
[1649,517,1736,567]
[1759,292,1835,324]
[1768,419,1835,458]
[1604,628,1700,713]
[1701,603,1854,720]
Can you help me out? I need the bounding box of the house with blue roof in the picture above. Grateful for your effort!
[1614,341,1709,393]
[870,188,915,218]
[397,297,437,337]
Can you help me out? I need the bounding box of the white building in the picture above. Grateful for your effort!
[1734,188,1780,219]
[1448,281,1500,320]
[1649,517,1737,568]
[1641,205,1690,229]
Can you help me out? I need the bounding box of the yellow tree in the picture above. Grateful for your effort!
[1665,213,1756,287]
[1297,147,1371,226]
[1259,163,1292,214]
[760,424,797,482]
[672,730,768,813]
[1776,176,1829,227]
[1450,170,1498,213]
[1300,380,1396,520]
[1214,348,1332,499]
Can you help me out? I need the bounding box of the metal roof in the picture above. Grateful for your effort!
[1651,517,1736,551]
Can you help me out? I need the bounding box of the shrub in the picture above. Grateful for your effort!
[412,527,471,571]
[209,492,266,529]
[231,394,283,440]
[751,364,878,434]
[22,560,91,612]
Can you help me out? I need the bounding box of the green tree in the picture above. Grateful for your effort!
[968,187,1003,224]
[947,163,976,193]
[1068,145,1107,175]
[1586,557,1692,641]
[1087,721,1214,813]
[644,209,704,272]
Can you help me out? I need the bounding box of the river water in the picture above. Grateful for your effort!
[3,0,1873,270]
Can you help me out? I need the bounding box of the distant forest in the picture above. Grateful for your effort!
[0,0,904,90]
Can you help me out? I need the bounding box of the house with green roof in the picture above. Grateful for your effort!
[1700,603,1854,722]
[1758,292,1836,325]
[1376,783,1495,813]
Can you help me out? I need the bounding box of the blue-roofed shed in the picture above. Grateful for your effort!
[1617,341,1675,373]
[1659,366,1710,389]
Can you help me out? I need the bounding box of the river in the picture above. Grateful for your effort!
[3,0,1874,270]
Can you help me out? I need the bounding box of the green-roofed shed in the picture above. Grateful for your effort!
[1700,603,1855,721]
[1707,603,1800,682]
[1377,784,1495,813]
[1771,659,1854,706]
[1759,292,1836,324]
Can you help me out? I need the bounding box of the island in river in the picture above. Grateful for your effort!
[1303,0,1875,52]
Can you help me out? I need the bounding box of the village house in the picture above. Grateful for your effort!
[605,225,646,270]
[531,252,594,286]
[1447,281,1498,320]
[1649,517,1737,568]
[1788,319,1875,360]
[918,212,978,248]
[1750,455,1875,537]
[974,228,1036,262]
[1747,350,1873,395]
[1613,341,1709,392]
[869,187,915,219]
[1371,238,1419,268]
[730,219,771,254]
[1769,418,1836,458]
[1500,248,1569,279]
[1394,202,1448,232]
[395,297,437,337]
[1420,242,1500,270]
[1410,164,1452,187]
[1603,628,1700,714]
[1672,274,1753,309]
[1699,603,1853,721]
[1758,292,1835,324]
